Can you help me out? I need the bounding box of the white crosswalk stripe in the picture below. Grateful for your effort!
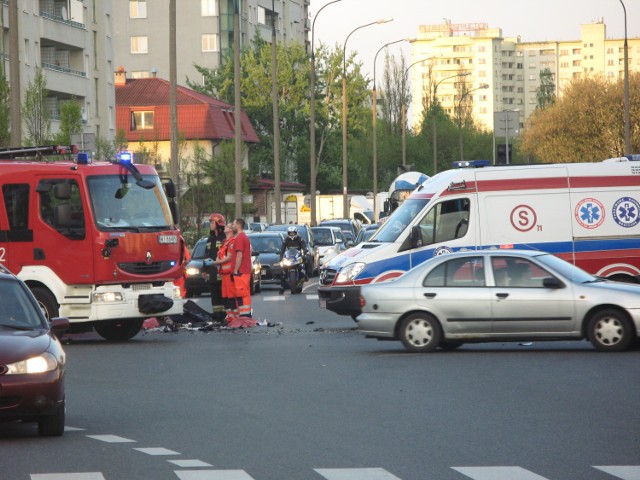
[452,466,550,480]
[28,465,640,479]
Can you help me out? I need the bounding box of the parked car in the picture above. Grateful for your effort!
[184,237,261,297]
[248,232,286,286]
[354,223,380,245]
[318,218,361,247]
[0,264,69,436]
[265,224,320,276]
[311,226,348,267]
[357,249,640,353]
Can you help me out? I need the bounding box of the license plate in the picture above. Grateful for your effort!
[319,300,326,308]
[261,268,267,275]
[158,235,178,244]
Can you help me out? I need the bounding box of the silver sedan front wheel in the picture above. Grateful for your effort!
[587,309,633,352]
[398,313,442,353]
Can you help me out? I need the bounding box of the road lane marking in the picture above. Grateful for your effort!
[452,466,550,480]
[315,468,402,479]
[174,471,255,479]
[594,466,640,480]
[168,460,213,468]
[134,447,180,455]
[86,434,136,443]
[31,474,105,480]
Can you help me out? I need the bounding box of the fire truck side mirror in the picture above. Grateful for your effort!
[163,180,176,199]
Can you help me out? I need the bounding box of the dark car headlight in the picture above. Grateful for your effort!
[185,266,201,277]
[6,352,60,374]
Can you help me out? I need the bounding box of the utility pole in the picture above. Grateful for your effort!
[169,0,179,225]
[272,0,281,224]
[233,0,242,219]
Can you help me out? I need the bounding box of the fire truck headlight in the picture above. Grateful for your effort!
[92,292,124,303]
[173,286,182,299]
[336,262,365,284]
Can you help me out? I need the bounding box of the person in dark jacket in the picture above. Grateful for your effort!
[203,213,226,321]
[279,226,308,294]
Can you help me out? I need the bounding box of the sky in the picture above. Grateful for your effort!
[311,0,640,82]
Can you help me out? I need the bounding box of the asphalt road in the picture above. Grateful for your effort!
[2,280,639,480]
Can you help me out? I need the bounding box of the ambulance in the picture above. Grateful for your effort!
[0,146,185,340]
[318,158,640,318]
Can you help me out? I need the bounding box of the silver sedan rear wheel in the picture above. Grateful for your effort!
[587,309,633,352]
[398,313,442,353]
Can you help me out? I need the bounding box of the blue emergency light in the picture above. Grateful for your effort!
[76,152,91,164]
[118,152,133,163]
[452,159,491,168]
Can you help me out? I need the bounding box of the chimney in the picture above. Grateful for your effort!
[151,67,158,78]
[115,66,126,86]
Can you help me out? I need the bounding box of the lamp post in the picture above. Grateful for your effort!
[373,37,414,221]
[310,0,342,227]
[456,83,488,162]
[401,57,433,167]
[619,0,631,155]
[432,72,470,175]
[342,18,393,219]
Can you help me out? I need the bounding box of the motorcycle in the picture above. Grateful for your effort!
[280,247,306,294]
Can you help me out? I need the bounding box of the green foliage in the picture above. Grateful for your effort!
[536,68,556,110]
[0,73,10,147]
[22,68,51,146]
[521,73,640,162]
[53,98,83,145]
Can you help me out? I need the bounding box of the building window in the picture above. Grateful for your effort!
[131,36,148,54]
[131,111,154,130]
[202,34,218,52]
[478,45,486,52]
[129,0,147,19]
[202,0,217,16]
[258,6,266,25]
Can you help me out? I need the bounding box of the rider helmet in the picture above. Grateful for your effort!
[209,213,225,227]
[287,226,298,238]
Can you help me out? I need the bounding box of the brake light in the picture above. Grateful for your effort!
[359,296,366,308]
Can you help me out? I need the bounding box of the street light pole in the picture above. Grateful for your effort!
[272,0,281,224]
[373,37,414,221]
[342,18,393,219]
[456,83,488,162]
[432,72,470,175]
[619,0,631,155]
[310,0,342,227]
[402,57,433,167]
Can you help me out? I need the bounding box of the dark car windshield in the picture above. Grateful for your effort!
[374,198,429,243]
[191,239,207,259]
[0,280,46,329]
[249,235,284,254]
[87,175,173,231]
[311,228,335,246]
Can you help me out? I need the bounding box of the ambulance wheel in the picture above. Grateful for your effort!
[94,319,144,341]
[32,287,59,321]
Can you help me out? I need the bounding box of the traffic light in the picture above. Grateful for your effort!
[496,144,512,165]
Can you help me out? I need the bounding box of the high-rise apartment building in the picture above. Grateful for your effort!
[1,0,114,146]
[411,19,640,133]
[112,0,310,87]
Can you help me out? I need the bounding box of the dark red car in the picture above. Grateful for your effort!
[0,265,69,436]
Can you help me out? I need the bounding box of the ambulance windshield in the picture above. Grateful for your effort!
[87,175,173,230]
[374,198,429,243]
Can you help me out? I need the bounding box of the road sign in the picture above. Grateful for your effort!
[493,110,520,137]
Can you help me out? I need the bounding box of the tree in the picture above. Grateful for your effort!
[22,68,51,146]
[536,68,556,110]
[521,73,640,162]
[54,98,83,145]
[379,51,408,136]
[0,73,10,147]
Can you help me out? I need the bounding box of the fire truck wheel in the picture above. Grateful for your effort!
[32,287,59,321]
[94,319,144,341]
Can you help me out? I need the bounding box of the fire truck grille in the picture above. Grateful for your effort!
[118,261,175,275]
[319,268,337,286]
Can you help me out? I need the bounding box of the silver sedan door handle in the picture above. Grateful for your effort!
[496,293,509,299]
[423,293,436,299]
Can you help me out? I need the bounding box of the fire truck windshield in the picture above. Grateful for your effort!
[374,198,429,243]
[87,175,173,230]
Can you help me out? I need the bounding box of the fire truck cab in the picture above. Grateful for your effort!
[0,146,184,340]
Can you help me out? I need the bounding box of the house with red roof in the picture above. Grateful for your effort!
[114,67,259,176]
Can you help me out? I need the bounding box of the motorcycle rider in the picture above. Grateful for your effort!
[279,226,308,294]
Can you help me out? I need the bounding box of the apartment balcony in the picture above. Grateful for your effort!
[39,10,86,48]
[43,65,88,98]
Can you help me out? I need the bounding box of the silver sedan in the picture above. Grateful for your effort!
[357,250,640,353]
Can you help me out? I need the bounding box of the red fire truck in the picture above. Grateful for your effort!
[0,145,185,340]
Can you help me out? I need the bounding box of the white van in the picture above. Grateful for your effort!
[318,160,640,317]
